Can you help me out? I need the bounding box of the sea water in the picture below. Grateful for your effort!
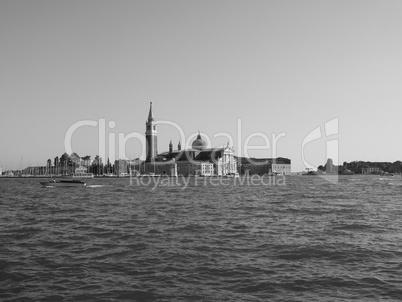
[0,175,401,301]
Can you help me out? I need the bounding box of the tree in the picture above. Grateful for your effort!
[45,159,50,174]
[392,161,402,173]
[106,158,112,174]
[325,158,334,173]
[60,152,69,174]
[69,152,80,173]
[54,156,59,175]
[91,155,103,175]
[81,155,91,172]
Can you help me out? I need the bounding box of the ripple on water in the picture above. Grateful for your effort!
[1,176,402,301]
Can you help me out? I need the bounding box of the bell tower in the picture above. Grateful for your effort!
[145,102,158,162]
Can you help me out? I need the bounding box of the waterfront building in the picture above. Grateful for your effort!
[142,103,237,176]
[155,142,237,177]
[177,161,214,177]
[115,158,143,176]
[75,166,87,174]
[238,157,291,175]
[361,166,381,174]
[271,158,292,175]
[73,165,94,178]
[144,158,177,176]
[169,143,237,176]
[140,102,290,176]
[5,170,14,177]
[238,158,269,175]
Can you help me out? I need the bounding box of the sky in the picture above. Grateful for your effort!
[1,0,402,172]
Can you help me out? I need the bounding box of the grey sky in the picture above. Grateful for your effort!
[1,1,402,171]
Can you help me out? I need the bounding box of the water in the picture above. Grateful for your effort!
[1,175,402,301]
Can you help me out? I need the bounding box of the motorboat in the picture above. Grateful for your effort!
[302,170,318,176]
[40,179,86,187]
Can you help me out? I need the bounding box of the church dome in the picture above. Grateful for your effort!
[192,133,207,150]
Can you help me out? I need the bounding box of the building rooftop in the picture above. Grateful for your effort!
[236,157,291,165]
[192,133,207,150]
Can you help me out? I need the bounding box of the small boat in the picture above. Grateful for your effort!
[302,171,318,176]
[268,172,281,176]
[103,173,116,177]
[40,179,86,187]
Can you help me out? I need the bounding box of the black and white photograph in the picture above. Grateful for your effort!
[1,1,402,301]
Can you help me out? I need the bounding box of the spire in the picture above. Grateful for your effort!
[147,102,154,122]
[145,102,157,162]
[178,141,181,151]
[169,140,173,154]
